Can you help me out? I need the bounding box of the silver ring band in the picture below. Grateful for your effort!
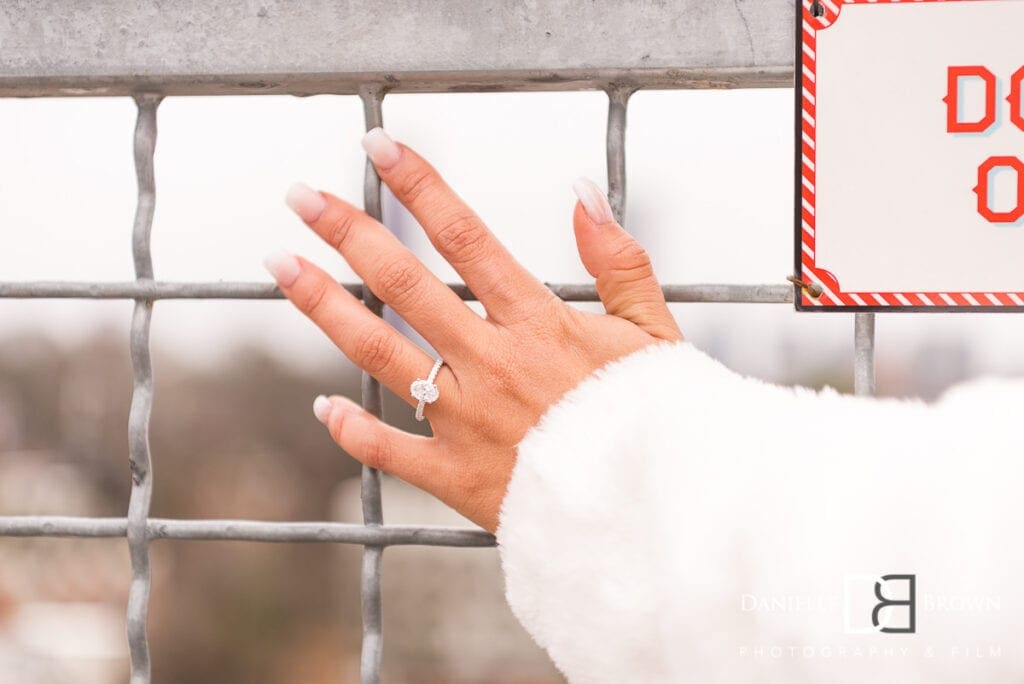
[410,357,444,422]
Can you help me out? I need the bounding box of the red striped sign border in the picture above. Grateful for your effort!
[796,0,1024,310]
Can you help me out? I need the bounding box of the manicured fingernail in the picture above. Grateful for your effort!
[313,395,333,424]
[262,249,301,288]
[361,128,402,170]
[285,182,327,222]
[572,177,615,224]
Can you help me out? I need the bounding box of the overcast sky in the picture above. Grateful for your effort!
[1,89,1021,389]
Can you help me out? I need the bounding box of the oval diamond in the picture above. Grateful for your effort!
[410,379,439,403]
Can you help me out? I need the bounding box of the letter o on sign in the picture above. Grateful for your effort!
[975,156,1024,224]
[1012,66,1024,133]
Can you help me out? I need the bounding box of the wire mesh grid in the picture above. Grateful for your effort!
[0,5,875,680]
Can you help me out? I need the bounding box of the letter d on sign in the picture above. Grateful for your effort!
[945,66,998,134]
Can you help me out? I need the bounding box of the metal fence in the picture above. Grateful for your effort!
[0,2,855,682]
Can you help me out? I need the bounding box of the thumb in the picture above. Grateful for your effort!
[571,178,682,341]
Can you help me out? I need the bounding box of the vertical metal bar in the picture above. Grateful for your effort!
[854,312,876,396]
[126,92,162,684]
[357,84,386,684]
[606,84,636,224]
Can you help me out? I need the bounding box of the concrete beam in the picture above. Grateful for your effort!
[0,0,795,96]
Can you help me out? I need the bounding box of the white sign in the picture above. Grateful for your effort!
[796,0,1024,310]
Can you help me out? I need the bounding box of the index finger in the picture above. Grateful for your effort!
[361,128,556,324]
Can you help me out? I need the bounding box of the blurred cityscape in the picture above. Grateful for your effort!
[0,331,563,683]
[0,323,988,683]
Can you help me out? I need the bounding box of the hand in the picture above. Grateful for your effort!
[263,129,683,533]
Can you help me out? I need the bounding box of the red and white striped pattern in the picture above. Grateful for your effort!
[798,0,1024,308]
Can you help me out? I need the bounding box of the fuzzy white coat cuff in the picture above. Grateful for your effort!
[496,340,1024,683]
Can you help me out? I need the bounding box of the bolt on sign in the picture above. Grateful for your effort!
[795,0,1024,310]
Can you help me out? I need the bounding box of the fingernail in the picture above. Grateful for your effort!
[313,395,333,424]
[262,249,301,288]
[285,182,327,222]
[361,128,402,170]
[572,177,615,224]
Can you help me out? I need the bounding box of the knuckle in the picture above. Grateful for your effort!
[300,278,331,316]
[327,408,348,445]
[609,238,653,275]
[352,328,397,375]
[434,212,490,263]
[551,302,586,344]
[508,292,570,335]
[324,209,359,250]
[361,433,394,472]
[375,257,425,308]
[483,346,520,392]
[396,166,436,204]
[603,240,656,290]
[527,285,570,324]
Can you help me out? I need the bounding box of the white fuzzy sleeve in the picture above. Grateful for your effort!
[496,340,1024,684]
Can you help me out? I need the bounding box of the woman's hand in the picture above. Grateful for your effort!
[263,128,683,533]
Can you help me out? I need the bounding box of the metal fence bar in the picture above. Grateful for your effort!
[126,92,162,684]
[854,312,877,397]
[0,281,795,303]
[358,85,387,684]
[0,69,793,99]
[606,85,635,223]
[0,517,494,546]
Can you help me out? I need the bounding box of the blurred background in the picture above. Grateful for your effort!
[0,88,1022,682]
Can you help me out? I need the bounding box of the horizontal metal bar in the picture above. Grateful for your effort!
[558,283,793,304]
[0,516,495,547]
[0,1,793,97]
[0,68,793,98]
[0,280,285,299]
[0,281,793,303]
